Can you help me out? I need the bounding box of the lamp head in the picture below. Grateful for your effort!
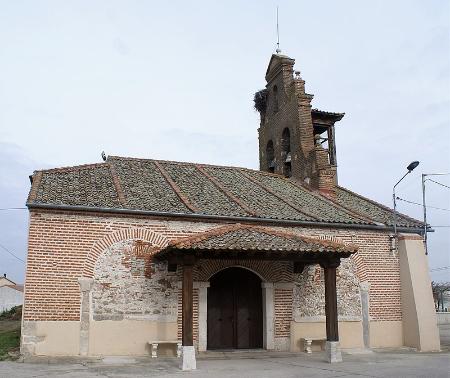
[407,161,420,172]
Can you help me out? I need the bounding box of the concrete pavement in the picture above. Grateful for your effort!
[0,349,449,378]
[1,325,449,377]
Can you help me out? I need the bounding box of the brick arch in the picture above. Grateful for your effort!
[194,259,293,283]
[314,234,368,285]
[350,253,369,284]
[82,228,169,278]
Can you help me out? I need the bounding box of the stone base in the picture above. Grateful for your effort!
[325,341,342,363]
[181,346,196,371]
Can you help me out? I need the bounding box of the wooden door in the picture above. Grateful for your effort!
[207,267,263,349]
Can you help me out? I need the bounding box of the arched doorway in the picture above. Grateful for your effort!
[207,267,263,349]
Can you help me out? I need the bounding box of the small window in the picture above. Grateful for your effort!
[273,85,279,113]
[266,140,275,173]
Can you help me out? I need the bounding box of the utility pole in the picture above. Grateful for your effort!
[422,172,449,255]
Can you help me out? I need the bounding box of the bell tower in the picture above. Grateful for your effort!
[254,54,344,198]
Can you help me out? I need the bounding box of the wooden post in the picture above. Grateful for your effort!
[321,258,340,342]
[321,257,342,363]
[182,262,194,346]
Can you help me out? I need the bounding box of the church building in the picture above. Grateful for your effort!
[21,53,440,369]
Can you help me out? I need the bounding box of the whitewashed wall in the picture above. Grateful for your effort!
[0,286,23,312]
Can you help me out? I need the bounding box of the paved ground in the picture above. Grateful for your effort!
[0,325,449,378]
[439,323,450,349]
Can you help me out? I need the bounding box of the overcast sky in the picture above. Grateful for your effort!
[0,0,449,284]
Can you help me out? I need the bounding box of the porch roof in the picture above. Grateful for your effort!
[156,224,358,260]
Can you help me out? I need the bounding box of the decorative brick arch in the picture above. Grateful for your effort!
[194,259,293,283]
[82,228,169,278]
[350,253,369,284]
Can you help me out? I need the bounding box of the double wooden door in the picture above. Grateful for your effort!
[207,267,263,349]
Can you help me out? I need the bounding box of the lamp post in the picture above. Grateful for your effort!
[393,161,420,251]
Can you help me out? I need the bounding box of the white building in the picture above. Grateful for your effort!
[0,274,23,312]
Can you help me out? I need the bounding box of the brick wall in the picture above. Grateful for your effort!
[295,229,401,321]
[24,210,214,321]
[24,209,401,325]
[258,56,319,186]
[274,289,293,338]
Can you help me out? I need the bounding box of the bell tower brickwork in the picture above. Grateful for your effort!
[255,54,340,198]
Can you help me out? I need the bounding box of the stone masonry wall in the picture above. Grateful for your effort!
[92,239,178,321]
[293,258,361,320]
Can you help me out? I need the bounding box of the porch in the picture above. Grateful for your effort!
[155,224,358,370]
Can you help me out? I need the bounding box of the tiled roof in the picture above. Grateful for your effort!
[311,108,345,120]
[335,187,423,228]
[159,224,358,255]
[30,164,122,208]
[27,156,422,228]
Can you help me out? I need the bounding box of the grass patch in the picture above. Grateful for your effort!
[0,326,20,360]
[0,306,22,360]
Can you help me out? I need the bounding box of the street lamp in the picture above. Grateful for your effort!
[393,161,420,250]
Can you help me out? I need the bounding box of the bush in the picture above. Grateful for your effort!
[0,305,22,321]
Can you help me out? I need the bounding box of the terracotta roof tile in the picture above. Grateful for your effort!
[32,164,121,208]
[161,224,358,255]
[335,186,423,228]
[26,156,422,228]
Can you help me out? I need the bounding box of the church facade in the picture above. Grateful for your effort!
[21,54,440,369]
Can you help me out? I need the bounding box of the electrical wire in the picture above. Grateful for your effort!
[426,178,450,190]
[0,243,25,263]
[396,196,450,211]
[0,207,27,211]
[430,266,450,272]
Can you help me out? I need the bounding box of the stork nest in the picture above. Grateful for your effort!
[253,89,267,113]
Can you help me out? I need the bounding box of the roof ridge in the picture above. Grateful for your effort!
[239,170,320,221]
[337,185,423,225]
[195,165,259,217]
[108,155,252,171]
[153,161,198,213]
[36,162,107,174]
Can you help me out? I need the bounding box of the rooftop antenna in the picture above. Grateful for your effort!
[276,6,281,54]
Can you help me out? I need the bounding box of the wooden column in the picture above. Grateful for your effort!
[321,258,340,342]
[182,260,194,346]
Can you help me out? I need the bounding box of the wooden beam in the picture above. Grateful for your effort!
[321,258,340,342]
[182,261,194,346]
[157,249,353,263]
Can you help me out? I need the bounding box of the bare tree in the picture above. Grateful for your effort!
[432,281,450,311]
